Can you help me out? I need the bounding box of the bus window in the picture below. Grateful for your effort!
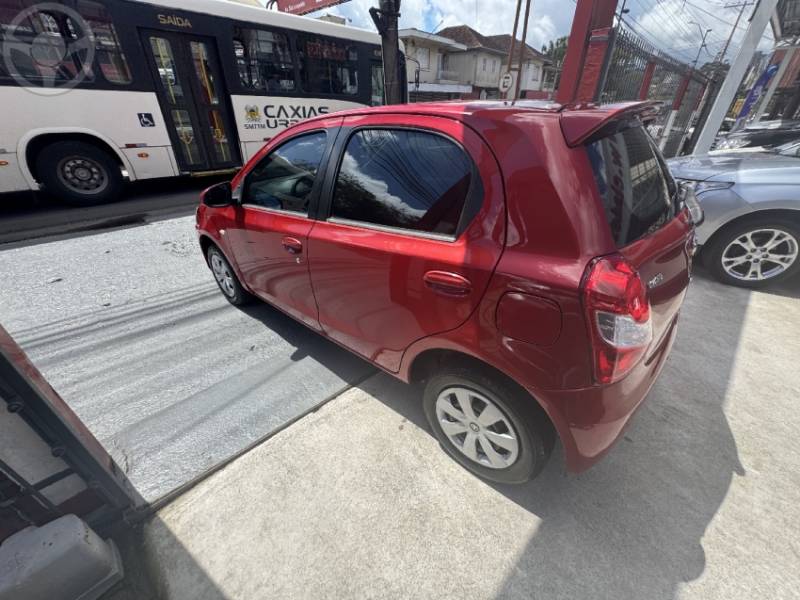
[297,37,358,96]
[76,0,132,85]
[233,27,295,93]
[233,39,249,88]
[0,2,88,84]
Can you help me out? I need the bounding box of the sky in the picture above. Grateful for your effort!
[305,0,775,67]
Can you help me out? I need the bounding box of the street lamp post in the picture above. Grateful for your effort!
[690,22,712,71]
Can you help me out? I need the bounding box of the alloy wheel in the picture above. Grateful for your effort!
[721,228,799,282]
[210,253,236,298]
[435,386,519,469]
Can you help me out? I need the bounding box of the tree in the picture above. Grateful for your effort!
[542,36,568,67]
[542,36,568,90]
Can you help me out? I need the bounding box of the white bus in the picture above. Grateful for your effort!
[0,0,403,205]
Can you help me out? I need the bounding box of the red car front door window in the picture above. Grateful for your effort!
[226,129,331,330]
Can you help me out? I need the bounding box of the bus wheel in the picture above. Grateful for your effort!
[36,141,124,206]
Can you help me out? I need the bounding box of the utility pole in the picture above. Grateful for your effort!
[370,0,403,105]
[693,0,779,153]
[685,3,750,152]
[718,2,752,64]
[690,22,712,70]
[503,0,533,102]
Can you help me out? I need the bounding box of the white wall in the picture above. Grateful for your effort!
[473,51,502,88]
[500,58,546,91]
[404,40,446,84]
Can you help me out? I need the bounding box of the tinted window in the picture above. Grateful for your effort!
[78,0,131,85]
[0,0,131,85]
[244,131,327,213]
[331,129,473,235]
[297,36,358,96]
[0,2,89,84]
[587,126,676,247]
[234,27,295,92]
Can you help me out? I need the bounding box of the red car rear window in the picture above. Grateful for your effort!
[587,126,677,247]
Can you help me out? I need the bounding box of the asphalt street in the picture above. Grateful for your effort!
[0,215,373,503]
[0,176,223,246]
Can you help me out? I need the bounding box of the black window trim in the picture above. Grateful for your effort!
[238,127,340,218]
[317,124,484,242]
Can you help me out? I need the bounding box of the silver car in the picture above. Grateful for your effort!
[668,142,800,288]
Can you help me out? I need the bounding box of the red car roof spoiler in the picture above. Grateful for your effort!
[559,101,660,147]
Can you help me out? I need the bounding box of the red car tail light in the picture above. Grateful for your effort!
[582,254,652,384]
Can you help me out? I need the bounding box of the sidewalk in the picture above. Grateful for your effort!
[108,275,800,599]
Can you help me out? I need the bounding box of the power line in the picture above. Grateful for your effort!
[629,0,717,63]
[682,0,749,30]
[620,14,698,62]
[637,0,708,41]
[640,0,726,49]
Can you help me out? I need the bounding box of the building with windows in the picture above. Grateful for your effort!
[483,33,549,99]
[400,25,551,102]
[399,28,472,101]
[436,25,550,100]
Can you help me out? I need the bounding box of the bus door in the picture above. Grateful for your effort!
[140,30,240,173]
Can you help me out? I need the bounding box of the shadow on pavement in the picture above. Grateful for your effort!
[104,520,226,600]
[0,175,228,248]
[364,274,750,599]
[92,264,764,599]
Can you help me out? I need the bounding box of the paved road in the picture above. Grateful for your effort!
[0,216,372,503]
[0,176,224,246]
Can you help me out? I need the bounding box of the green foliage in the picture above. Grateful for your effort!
[542,36,568,67]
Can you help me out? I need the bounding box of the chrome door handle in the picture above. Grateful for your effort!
[281,236,303,254]
[423,271,472,297]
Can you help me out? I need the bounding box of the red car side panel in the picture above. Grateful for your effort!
[307,114,505,373]
[226,210,320,331]
[396,110,663,472]
[198,117,345,330]
[197,102,690,475]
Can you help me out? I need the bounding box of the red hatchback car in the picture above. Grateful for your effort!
[196,100,695,484]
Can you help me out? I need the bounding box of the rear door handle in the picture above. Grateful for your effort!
[281,236,303,254]
[423,271,472,297]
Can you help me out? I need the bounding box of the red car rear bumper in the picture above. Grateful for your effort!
[540,316,679,472]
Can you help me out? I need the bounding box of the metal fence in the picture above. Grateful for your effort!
[601,25,708,157]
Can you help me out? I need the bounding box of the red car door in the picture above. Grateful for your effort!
[306,114,505,372]
[226,119,340,331]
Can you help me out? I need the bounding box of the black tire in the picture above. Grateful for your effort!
[423,367,554,484]
[704,216,800,288]
[206,245,253,306]
[36,141,124,206]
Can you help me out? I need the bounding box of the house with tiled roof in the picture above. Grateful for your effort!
[484,34,550,98]
[399,24,552,101]
[399,28,473,101]
[435,25,550,99]
[435,25,508,99]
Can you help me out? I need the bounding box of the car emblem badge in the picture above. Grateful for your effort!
[647,273,664,289]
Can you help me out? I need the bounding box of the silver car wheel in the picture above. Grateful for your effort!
[435,386,519,470]
[721,228,799,282]
[210,253,236,298]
